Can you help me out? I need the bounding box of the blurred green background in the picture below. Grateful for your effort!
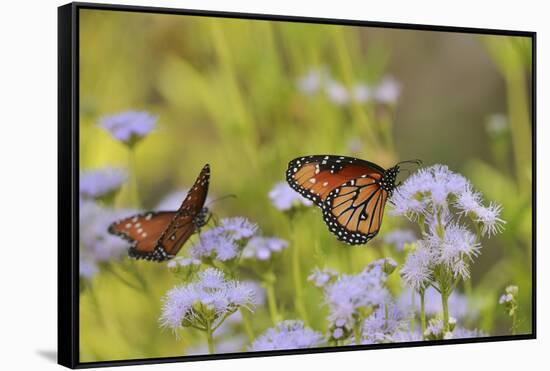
[79,9,533,362]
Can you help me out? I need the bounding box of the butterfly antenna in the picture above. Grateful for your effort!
[397,159,423,167]
[206,194,237,207]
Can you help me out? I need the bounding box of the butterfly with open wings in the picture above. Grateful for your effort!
[286,155,420,245]
[108,164,211,262]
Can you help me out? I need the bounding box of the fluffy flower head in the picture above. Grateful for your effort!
[99,111,157,146]
[160,268,256,332]
[250,321,324,351]
[269,182,313,211]
[80,167,127,199]
[242,236,288,261]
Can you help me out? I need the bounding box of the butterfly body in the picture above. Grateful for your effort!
[286,155,405,245]
[109,164,211,262]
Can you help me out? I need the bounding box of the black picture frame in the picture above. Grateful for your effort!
[58,2,537,368]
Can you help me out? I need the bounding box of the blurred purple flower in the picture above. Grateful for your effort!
[160,268,257,332]
[362,303,408,344]
[451,327,488,339]
[80,200,137,262]
[346,137,364,154]
[80,167,127,199]
[352,83,371,103]
[79,258,98,279]
[323,264,390,331]
[392,330,423,342]
[398,287,474,320]
[383,229,417,251]
[269,182,313,211]
[242,236,288,261]
[308,268,338,288]
[297,68,327,95]
[486,113,508,136]
[250,321,324,351]
[373,76,401,104]
[189,217,258,261]
[220,217,258,240]
[424,318,448,339]
[189,228,239,261]
[325,79,350,105]
[99,111,157,146]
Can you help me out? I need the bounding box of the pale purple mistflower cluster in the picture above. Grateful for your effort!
[308,268,339,288]
[383,229,417,251]
[392,165,505,288]
[269,182,313,211]
[296,67,328,96]
[390,165,504,236]
[80,167,127,200]
[296,67,402,106]
[99,111,157,146]
[242,236,288,261]
[400,242,433,291]
[322,261,391,335]
[160,268,257,333]
[373,76,401,104]
[79,199,138,279]
[362,303,408,344]
[189,217,258,261]
[250,321,324,351]
[390,165,504,339]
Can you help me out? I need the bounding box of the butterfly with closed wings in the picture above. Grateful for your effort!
[286,155,420,245]
[108,164,211,262]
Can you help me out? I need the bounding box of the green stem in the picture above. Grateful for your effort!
[239,308,255,342]
[441,290,450,333]
[420,289,426,338]
[464,278,472,298]
[289,219,309,325]
[206,320,215,354]
[354,320,362,345]
[264,279,280,325]
[511,311,518,335]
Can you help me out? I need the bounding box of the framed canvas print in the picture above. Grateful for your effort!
[58,2,536,368]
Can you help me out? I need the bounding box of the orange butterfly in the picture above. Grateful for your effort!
[108,164,210,261]
[286,155,420,245]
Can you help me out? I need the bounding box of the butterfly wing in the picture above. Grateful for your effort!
[108,211,177,258]
[286,155,385,206]
[108,164,211,262]
[176,164,210,218]
[322,176,389,245]
[153,164,211,259]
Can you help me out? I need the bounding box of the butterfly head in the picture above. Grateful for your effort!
[380,166,400,195]
[193,207,210,228]
[389,159,422,191]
